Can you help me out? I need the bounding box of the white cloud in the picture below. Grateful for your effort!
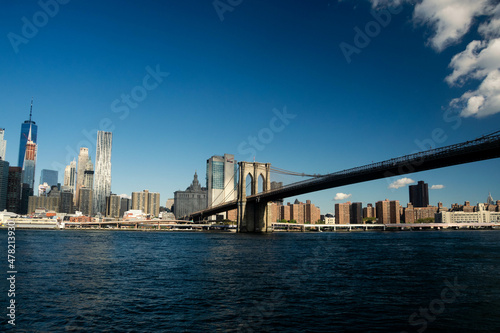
[366,0,500,117]
[334,193,352,200]
[413,0,490,52]
[431,185,445,189]
[388,177,415,189]
[446,38,500,86]
[450,68,500,117]
[478,3,500,39]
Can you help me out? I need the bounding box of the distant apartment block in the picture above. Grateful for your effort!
[271,199,321,224]
[132,190,161,217]
[436,203,500,223]
[106,194,121,219]
[335,202,351,225]
[402,203,438,223]
[28,196,60,214]
[363,203,376,219]
[376,199,400,224]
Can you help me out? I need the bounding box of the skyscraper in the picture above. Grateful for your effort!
[78,187,93,216]
[93,131,112,216]
[0,159,9,211]
[40,169,58,188]
[18,99,38,167]
[75,147,89,205]
[63,159,76,192]
[83,157,94,189]
[0,128,6,161]
[7,167,22,213]
[206,154,237,207]
[409,181,429,208]
[21,125,37,190]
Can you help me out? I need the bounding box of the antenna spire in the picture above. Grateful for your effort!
[29,97,33,122]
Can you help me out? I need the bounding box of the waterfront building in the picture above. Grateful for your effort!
[75,148,89,205]
[390,200,401,224]
[0,128,6,161]
[324,213,335,224]
[131,190,161,217]
[280,203,290,221]
[0,159,9,211]
[59,191,74,214]
[64,159,76,192]
[21,125,37,191]
[276,199,321,224]
[28,195,60,214]
[436,203,500,223]
[451,201,475,212]
[18,99,38,167]
[335,202,350,224]
[40,169,58,188]
[7,167,22,213]
[290,199,304,222]
[78,187,93,216]
[174,172,207,219]
[206,154,237,208]
[403,203,439,223]
[123,210,146,220]
[376,199,400,224]
[106,194,121,219]
[350,202,363,224]
[93,131,112,216]
[363,203,376,218]
[120,197,131,218]
[19,183,32,215]
[409,181,429,208]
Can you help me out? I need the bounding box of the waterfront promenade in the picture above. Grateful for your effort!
[2,218,500,232]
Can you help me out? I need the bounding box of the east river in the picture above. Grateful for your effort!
[1,229,500,332]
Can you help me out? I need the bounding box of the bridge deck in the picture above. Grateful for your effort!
[188,131,500,220]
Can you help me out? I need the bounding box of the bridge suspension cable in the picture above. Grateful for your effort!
[270,166,324,178]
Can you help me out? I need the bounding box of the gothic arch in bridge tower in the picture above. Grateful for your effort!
[237,162,272,233]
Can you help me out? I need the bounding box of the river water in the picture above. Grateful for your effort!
[1,229,500,332]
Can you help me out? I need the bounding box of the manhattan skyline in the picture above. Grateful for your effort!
[1,1,499,213]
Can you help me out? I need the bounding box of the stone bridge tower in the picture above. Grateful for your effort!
[237,161,272,233]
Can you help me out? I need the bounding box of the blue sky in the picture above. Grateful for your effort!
[1,0,499,214]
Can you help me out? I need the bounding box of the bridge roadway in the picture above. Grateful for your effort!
[188,131,500,221]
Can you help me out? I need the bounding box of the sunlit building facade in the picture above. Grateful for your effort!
[93,131,112,216]
[63,159,76,192]
[75,147,89,205]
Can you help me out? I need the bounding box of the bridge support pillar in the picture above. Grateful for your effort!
[237,162,272,233]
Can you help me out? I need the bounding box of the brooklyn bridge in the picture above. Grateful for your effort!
[186,130,500,233]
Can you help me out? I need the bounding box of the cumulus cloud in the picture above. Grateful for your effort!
[367,0,500,118]
[413,0,490,52]
[388,177,415,189]
[334,193,352,200]
[431,185,445,189]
